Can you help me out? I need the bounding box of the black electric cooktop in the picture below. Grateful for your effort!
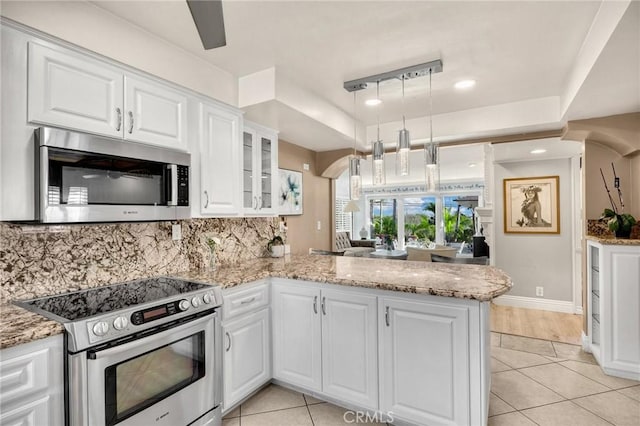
[17,277,210,321]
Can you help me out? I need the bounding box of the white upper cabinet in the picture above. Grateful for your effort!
[124,75,188,150]
[28,42,188,151]
[242,122,278,216]
[199,102,242,216]
[28,42,123,138]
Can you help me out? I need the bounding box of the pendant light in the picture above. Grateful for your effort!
[372,81,385,186]
[425,68,440,192]
[349,92,362,201]
[396,75,410,176]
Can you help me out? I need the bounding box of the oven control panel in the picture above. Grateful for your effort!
[85,289,220,344]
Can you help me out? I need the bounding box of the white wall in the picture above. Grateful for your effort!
[493,158,574,302]
[0,1,237,106]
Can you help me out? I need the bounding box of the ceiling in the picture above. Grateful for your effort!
[89,0,639,152]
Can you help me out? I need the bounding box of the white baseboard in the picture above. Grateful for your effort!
[493,295,580,314]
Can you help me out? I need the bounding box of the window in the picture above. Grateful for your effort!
[335,198,352,234]
[335,171,352,235]
[404,196,436,245]
[362,192,480,250]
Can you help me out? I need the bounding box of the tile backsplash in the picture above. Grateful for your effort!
[0,217,281,301]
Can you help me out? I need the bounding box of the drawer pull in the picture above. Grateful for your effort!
[240,297,256,305]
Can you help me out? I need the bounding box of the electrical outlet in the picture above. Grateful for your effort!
[317,220,321,231]
[172,224,182,241]
[536,286,544,297]
[303,163,310,171]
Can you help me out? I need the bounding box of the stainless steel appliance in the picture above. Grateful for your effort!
[35,127,190,223]
[16,277,222,426]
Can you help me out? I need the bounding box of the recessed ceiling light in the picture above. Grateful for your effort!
[365,98,382,106]
[454,80,476,90]
[530,149,547,154]
[468,162,477,168]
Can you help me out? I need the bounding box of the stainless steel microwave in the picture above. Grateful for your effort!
[35,127,190,223]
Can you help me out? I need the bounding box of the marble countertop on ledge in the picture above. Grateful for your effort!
[1,255,512,350]
[586,235,640,246]
[173,255,512,301]
[0,302,64,350]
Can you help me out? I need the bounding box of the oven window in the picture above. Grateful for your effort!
[104,331,205,426]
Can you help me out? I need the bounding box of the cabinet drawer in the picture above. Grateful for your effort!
[0,348,50,407]
[223,282,269,321]
[0,395,51,425]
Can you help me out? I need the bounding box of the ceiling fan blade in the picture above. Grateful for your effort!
[186,0,227,50]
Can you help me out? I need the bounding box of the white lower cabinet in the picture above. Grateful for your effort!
[223,308,271,410]
[379,297,472,426]
[321,289,378,410]
[272,280,378,409]
[221,281,271,412]
[587,241,640,380]
[0,335,64,426]
[272,282,322,391]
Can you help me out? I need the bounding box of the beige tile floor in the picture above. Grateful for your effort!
[223,333,640,426]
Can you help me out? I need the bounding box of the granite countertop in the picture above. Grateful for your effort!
[2,255,512,350]
[586,235,640,246]
[0,302,65,350]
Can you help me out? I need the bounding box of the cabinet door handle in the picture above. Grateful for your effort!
[313,296,318,314]
[258,195,262,210]
[321,297,326,315]
[240,297,256,305]
[385,306,390,327]
[203,190,209,209]
[128,111,134,134]
[115,107,122,131]
[225,332,231,352]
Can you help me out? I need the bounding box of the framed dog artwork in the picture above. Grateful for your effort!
[503,176,560,234]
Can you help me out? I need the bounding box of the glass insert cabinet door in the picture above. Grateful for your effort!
[242,127,276,214]
[242,130,255,210]
[259,136,272,209]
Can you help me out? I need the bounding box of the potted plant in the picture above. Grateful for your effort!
[599,165,636,239]
[601,208,636,239]
[267,235,285,257]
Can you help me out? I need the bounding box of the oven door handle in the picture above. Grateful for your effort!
[85,313,216,360]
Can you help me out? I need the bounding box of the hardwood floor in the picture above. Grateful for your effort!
[490,303,583,345]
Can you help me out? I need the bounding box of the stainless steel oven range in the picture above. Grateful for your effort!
[16,277,223,426]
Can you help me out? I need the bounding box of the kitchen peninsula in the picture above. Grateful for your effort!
[2,255,511,426]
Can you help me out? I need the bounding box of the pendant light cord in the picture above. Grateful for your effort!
[353,91,357,156]
[402,75,406,129]
[429,69,433,145]
[376,81,381,142]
